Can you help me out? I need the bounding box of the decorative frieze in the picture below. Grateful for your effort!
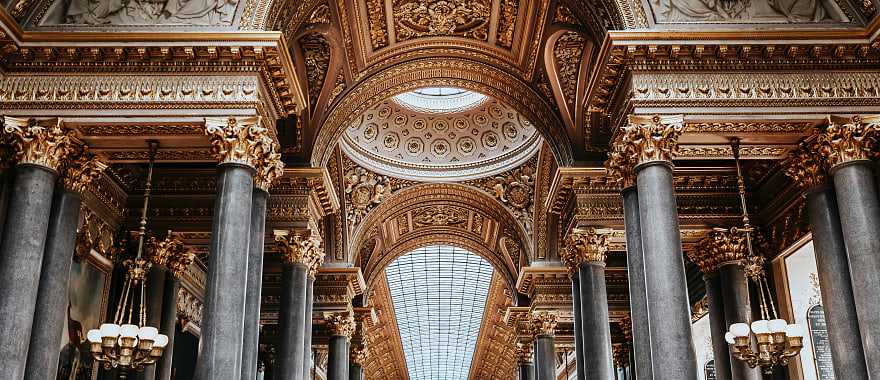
[784,140,827,190]
[204,116,274,169]
[560,228,612,272]
[2,117,76,171]
[325,313,356,339]
[817,115,880,168]
[616,115,684,167]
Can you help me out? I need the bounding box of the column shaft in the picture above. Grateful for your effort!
[518,362,536,380]
[703,274,731,380]
[242,188,269,380]
[157,276,180,380]
[571,274,586,380]
[718,264,761,380]
[24,186,81,380]
[194,164,254,379]
[143,266,167,380]
[303,277,315,380]
[805,185,868,378]
[0,165,58,380]
[278,263,309,380]
[578,262,614,380]
[327,335,350,380]
[534,335,555,380]
[349,363,363,380]
[621,187,652,380]
[635,162,697,380]
[831,162,880,376]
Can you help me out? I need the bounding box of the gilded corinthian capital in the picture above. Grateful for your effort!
[148,232,195,279]
[324,313,356,340]
[275,229,323,267]
[560,228,612,273]
[530,311,558,337]
[817,115,880,169]
[3,117,76,171]
[604,147,636,189]
[254,146,284,191]
[60,149,108,195]
[204,116,274,169]
[688,228,749,274]
[784,140,826,190]
[515,341,533,364]
[615,115,684,167]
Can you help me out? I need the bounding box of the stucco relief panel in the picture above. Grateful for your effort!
[38,0,242,26]
[647,0,849,23]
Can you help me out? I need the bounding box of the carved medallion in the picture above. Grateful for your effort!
[392,0,491,41]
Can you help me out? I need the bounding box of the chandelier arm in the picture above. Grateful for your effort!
[139,280,147,326]
[114,276,132,324]
[762,277,779,319]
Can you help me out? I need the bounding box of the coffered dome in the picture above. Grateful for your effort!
[340,89,541,181]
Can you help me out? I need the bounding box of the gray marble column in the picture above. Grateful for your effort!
[0,163,58,380]
[303,276,315,380]
[570,273,586,380]
[278,262,309,380]
[578,261,614,380]
[635,161,698,380]
[157,275,180,380]
[143,266,167,380]
[349,362,363,380]
[193,163,254,379]
[533,334,555,380]
[620,187,652,380]
[829,160,880,375]
[518,362,536,380]
[325,314,354,380]
[804,185,868,378]
[703,274,732,380]
[718,263,761,380]
[23,185,81,380]
[242,187,269,380]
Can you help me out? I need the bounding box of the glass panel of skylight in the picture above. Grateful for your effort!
[385,245,494,380]
[393,87,487,113]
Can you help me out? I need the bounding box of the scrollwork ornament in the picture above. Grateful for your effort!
[783,140,826,190]
[325,313,356,340]
[618,115,684,167]
[275,229,323,267]
[254,146,284,191]
[817,115,880,169]
[148,232,195,278]
[204,116,270,169]
[3,117,76,171]
[344,166,392,226]
[60,148,108,195]
[689,228,749,274]
[561,228,611,272]
[530,311,558,337]
[515,341,533,364]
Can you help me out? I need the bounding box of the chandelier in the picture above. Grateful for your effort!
[724,138,804,374]
[86,142,169,371]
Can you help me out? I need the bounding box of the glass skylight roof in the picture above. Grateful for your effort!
[393,87,487,113]
[384,246,494,380]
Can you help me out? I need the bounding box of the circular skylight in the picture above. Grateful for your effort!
[393,87,487,113]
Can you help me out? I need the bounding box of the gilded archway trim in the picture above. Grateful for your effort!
[310,57,573,167]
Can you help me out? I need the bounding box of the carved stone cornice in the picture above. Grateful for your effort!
[688,228,749,274]
[560,228,612,272]
[148,232,195,279]
[2,116,75,171]
[274,228,323,267]
[530,311,558,337]
[616,115,684,167]
[204,116,273,169]
[817,115,880,169]
[60,149,108,195]
[324,313,356,340]
[515,266,571,312]
[313,267,366,312]
[784,140,827,190]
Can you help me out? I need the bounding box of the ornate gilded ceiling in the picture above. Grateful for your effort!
[340,95,542,181]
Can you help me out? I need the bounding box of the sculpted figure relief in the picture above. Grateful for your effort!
[42,0,238,25]
[652,0,845,22]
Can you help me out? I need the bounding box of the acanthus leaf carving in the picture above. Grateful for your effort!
[392,0,491,41]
